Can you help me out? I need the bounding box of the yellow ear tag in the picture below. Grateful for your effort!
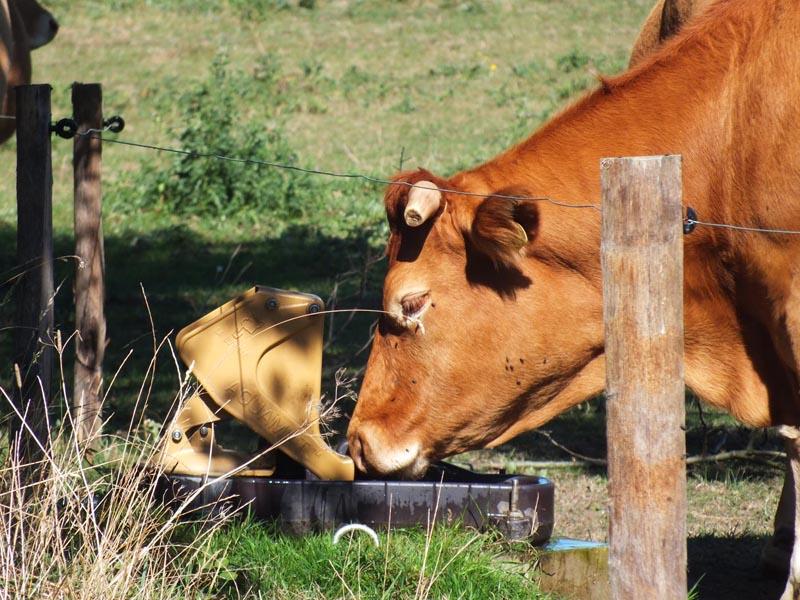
[512,222,529,250]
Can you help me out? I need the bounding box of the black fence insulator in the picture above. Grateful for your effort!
[104,115,125,133]
[51,118,77,139]
[684,207,697,235]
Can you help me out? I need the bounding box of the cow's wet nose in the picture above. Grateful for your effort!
[347,422,424,477]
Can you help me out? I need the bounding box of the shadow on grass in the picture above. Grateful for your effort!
[0,215,788,482]
[0,220,385,431]
[496,396,785,483]
[689,534,785,600]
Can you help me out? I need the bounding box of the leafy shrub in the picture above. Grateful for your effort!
[114,55,319,225]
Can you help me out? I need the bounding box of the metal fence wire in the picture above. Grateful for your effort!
[24,121,799,237]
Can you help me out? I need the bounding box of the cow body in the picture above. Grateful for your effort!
[0,0,58,143]
[348,0,800,595]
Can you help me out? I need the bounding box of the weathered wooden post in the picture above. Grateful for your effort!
[601,155,686,599]
[12,84,54,473]
[72,82,106,445]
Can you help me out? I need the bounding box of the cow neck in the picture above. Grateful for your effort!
[453,1,754,256]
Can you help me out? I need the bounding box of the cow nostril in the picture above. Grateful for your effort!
[349,433,367,473]
[50,18,59,34]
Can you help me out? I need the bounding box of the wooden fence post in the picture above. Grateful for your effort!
[12,84,54,473]
[72,82,106,445]
[601,155,686,599]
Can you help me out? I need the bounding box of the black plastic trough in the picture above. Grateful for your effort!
[157,462,554,544]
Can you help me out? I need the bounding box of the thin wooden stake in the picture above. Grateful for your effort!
[12,84,54,475]
[601,155,686,599]
[72,82,106,445]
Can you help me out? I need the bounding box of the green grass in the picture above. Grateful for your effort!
[190,519,550,599]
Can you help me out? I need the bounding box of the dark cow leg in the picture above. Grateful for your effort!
[763,456,795,576]
[778,427,800,600]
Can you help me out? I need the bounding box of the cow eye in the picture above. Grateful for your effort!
[401,291,430,317]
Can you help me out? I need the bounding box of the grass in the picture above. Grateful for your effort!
[195,520,549,599]
[459,398,787,599]
[0,356,237,599]
[0,1,785,598]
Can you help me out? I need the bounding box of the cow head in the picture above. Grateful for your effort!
[12,0,58,49]
[347,169,605,478]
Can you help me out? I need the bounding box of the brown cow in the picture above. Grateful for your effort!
[0,0,58,143]
[630,0,797,575]
[347,0,800,596]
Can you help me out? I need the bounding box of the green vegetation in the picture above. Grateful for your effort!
[0,399,547,599]
[116,54,317,220]
[193,519,545,599]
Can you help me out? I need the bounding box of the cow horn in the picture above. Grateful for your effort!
[404,181,442,227]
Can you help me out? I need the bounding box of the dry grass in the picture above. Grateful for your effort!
[0,320,244,599]
[0,401,541,599]
[550,468,782,543]
[0,403,235,599]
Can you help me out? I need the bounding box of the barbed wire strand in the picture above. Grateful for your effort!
[73,130,800,235]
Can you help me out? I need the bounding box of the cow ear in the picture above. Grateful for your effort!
[629,0,698,68]
[660,0,694,42]
[470,192,539,269]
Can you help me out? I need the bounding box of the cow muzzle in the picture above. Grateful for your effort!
[348,423,428,479]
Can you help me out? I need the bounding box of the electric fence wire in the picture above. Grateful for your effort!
[684,218,800,236]
[67,128,800,236]
[74,130,601,211]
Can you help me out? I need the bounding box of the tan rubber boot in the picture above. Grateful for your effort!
[174,286,354,481]
[159,390,277,477]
